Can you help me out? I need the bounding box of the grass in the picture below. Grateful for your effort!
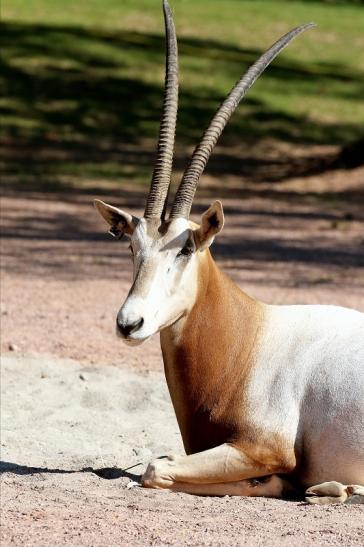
[1,0,364,193]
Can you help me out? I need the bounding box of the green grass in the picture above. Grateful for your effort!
[1,0,364,192]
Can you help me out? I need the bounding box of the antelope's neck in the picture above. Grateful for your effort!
[160,251,265,454]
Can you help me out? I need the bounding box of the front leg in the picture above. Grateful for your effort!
[141,443,293,497]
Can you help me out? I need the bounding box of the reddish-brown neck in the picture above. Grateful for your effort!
[160,251,264,454]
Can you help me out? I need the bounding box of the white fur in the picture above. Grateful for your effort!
[117,218,198,342]
[247,304,364,486]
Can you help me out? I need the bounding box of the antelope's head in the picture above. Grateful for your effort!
[94,0,314,345]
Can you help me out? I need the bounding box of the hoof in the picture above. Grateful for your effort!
[305,481,348,505]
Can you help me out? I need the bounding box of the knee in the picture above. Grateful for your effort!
[141,458,176,489]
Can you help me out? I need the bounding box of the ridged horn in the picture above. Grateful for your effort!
[144,0,179,219]
[170,22,315,219]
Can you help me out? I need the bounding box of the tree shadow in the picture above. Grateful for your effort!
[1,188,363,283]
[1,20,363,282]
[1,20,364,199]
[213,235,364,269]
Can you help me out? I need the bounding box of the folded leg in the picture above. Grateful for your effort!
[142,443,293,498]
[166,474,296,498]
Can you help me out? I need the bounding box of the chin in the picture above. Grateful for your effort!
[122,336,151,347]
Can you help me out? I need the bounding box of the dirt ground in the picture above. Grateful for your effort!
[1,159,364,546]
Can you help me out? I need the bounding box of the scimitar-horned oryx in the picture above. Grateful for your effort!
[94,0,364,504]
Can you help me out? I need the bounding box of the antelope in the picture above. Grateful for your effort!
[94,0,364,504]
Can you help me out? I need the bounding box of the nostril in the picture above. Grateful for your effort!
[130,317,144,334]
[117,317,144,337]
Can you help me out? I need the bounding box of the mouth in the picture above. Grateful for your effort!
[118,315,184,345]
[116,326,151,346]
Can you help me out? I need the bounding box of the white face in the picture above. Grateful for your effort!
[94,198,224,345]
[117,217,199,345]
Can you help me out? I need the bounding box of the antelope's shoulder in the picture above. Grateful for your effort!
[264,303,364,338]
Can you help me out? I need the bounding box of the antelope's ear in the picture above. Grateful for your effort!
[195,200,224,251]
[93,199,138,238]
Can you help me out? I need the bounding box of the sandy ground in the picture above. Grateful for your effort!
[1,162,364,545]
[2,353,364,547]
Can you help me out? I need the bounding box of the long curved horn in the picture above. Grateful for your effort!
[170,23,315,219]
[144,0,179,219]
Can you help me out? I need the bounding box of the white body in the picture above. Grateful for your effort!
[250,304,364,486]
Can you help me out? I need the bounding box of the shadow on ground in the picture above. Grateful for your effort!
[0,461,140,482]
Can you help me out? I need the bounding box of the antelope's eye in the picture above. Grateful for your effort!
[177,244,193,258]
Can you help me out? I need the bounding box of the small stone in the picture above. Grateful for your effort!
[127,481,140,490]
[8,343,19,352]
[79,374,86,381]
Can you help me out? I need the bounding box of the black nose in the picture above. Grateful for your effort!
[117,317,144,337]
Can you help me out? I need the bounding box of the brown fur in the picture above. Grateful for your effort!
[161,251,296,473]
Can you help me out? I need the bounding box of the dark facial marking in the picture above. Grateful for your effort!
[177,237,194,258]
